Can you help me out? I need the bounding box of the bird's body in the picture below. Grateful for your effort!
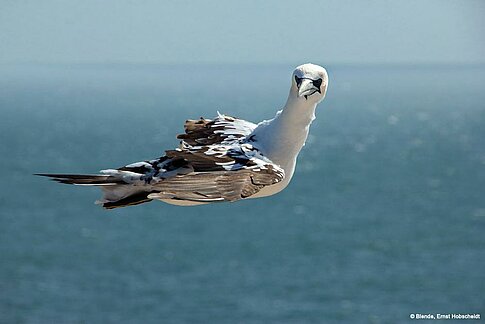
[38,64,328,209]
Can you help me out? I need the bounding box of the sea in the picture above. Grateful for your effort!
[0,63,484,323]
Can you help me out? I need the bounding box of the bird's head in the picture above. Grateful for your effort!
[291,63,328,103]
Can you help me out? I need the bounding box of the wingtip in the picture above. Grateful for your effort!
[34,174,72,184]
[34,173,120,185]
[34,173,61,181]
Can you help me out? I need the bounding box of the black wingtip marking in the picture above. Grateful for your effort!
[35,173,124,185]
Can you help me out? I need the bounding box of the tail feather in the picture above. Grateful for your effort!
[36,173,153,209]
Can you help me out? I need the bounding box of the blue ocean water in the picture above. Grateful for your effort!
[0,64,484,323]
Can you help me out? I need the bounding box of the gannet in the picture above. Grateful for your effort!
[37,63,329,209]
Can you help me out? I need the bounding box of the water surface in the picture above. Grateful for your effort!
[1,64,484,323]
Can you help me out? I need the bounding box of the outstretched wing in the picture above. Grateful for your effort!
[38,114,282,208]
[177,113,257,146]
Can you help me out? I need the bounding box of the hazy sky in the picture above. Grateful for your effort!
[1,0,484,64]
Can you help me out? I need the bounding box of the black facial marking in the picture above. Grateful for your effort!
[312,78,322,93]
[295,75,302,87]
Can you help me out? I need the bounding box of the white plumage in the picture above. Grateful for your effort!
[37,63,328,209]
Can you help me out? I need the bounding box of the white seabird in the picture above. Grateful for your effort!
[37,63,329,209]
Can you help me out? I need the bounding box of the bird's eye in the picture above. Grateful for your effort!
[295,76,302,86]
[312,78,322,89]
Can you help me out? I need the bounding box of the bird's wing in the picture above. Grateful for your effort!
[109,140,284,203]
[148,166,283,203]
[41,115,281,207]
[87,114,282,204]
[177,113,257,146]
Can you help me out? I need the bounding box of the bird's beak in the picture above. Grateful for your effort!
[297,79,319,98]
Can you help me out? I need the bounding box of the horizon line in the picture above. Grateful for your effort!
[1,61,485,68]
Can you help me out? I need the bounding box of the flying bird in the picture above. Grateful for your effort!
[37,64,329,209]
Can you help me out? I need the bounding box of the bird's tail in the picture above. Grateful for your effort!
[35,173,153,209]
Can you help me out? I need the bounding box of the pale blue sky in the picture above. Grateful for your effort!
[0,0,484,64]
